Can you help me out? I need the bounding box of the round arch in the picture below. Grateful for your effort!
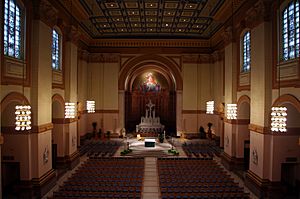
[119,54,182,91]
[272,94,300,112]
[52,94,65,118]
[1,92,30,127]
[237,95,251,119]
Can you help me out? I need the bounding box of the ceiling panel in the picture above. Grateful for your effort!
[78,0,226,39]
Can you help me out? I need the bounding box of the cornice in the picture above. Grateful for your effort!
[89,39,210,48]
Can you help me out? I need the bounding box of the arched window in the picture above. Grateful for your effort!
[281,0,299,61]
[52,29,61,70]
[242,31,251,72]
[3,0,25,59]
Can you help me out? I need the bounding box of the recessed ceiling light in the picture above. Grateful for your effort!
[168,12,171,15]
[132,11,135,14]
[150,4,153,7]
[166,24,169,27]
[189,5,193,8]
[111,4,114,7]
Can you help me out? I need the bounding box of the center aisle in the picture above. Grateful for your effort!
[142,157,160,199]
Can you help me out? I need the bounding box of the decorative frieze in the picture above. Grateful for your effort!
[89,53,120,63]
[182,54,213,64]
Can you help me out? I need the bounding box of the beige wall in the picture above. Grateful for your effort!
[103,63,119,110]
[31,20,52,125]
[183,63,198,110]
[250,22,272,127]
[2,134,31,180]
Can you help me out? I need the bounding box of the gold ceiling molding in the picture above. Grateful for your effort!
[89,39,210,48]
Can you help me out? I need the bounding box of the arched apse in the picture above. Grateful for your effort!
[119,55,182,134]
[119,54,182,91]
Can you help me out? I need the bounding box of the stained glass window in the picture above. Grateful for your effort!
[4,0,24,59]
[282,0,299,60]
[242,31,251,72]
[52,29,61,70]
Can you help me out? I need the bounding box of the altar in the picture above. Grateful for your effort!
[144,138,156,147]
[136,100,165,133]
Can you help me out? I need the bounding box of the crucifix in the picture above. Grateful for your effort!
[146,99,155,118]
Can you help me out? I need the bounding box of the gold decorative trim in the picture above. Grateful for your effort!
[248,123,270,134]
[182,110,206,114]
[2,123,53,134]
[95,109,119,114]
[224,119,250,125]
[31,123,54,133]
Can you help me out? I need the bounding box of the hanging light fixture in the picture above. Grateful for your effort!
[65,102,76,118]
[15,52,31,131]
[86,100,95,113]
[226,104,237,119]
[15,105,31,131]
[206,101,214,114]
[271,107,287,132]
[86,62,95,113]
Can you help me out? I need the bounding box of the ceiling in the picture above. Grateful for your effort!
[75,0,226,39]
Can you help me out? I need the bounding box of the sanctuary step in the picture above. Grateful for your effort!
[125,149,171,157]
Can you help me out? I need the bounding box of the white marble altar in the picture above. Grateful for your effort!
[136,100,165,133]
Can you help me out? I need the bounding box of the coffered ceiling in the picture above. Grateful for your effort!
[76,0,226,39]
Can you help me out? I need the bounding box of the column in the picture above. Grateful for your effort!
[221,26,238,170]
[63,25,80,169]
[176,90,183,136]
